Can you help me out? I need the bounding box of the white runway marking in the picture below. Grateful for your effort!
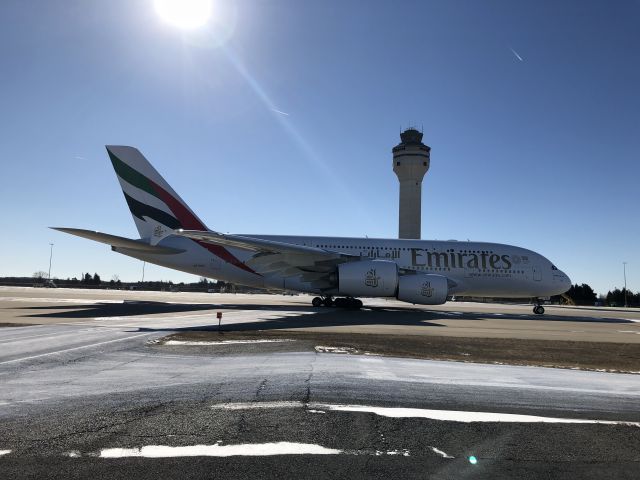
[315,404,640,426]
[0,450,11,456]
[165,339,294,346]
[1,297,122,304]
[0,328,113,345]
[0,331,65,344]
[0,333,153,365]
[99,442,342,458]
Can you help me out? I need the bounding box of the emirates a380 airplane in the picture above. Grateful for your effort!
[54,146,571,315]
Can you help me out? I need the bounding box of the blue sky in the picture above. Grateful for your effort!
[0,0,638,295]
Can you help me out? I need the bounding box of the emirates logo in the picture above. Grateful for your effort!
[420,281,434,297]
[365,268,380,288]
[153,225,166,238]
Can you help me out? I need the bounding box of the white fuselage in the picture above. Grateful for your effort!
[118,235,571,299]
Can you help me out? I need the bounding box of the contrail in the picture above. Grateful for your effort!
[509,46,524,62]
[271,108,290,116]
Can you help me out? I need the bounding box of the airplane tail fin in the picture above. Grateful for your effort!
[106,145,208,241]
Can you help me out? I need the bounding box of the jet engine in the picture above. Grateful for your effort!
[338,260,398,297]
[396,274,448,305]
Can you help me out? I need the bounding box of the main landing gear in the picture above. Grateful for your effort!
[311,296,363,309]
[532,299,545,315]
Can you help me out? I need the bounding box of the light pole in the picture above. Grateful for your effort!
[48,243,54,281]
[623,262,628,308]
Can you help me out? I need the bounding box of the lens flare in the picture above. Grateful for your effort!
[154,0,212,30]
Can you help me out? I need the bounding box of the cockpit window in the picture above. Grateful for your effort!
[551,265,558,270]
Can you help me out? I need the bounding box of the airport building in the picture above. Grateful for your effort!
[392,128,431,239]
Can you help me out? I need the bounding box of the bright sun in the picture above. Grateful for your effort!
[154,0,213,30]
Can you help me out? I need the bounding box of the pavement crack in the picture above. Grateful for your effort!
[255,378,268,400]
[303,350,318,407]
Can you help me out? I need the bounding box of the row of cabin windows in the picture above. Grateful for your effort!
[315,244,498,255]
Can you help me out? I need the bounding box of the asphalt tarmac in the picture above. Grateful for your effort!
[1,287,639,479]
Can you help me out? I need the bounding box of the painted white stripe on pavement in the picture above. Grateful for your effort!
[0,328,112,345]
[0,450,11,456]
[0,333,153,365]
[1,297,122,304]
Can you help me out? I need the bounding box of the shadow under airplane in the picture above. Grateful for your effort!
[13,301,637,332]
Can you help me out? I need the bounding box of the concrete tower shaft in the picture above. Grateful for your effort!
[392,128,430,239]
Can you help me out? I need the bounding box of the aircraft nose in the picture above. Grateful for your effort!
[560,271,572,290]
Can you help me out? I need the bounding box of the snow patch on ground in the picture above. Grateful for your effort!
[208,401,640,427]
[380,449,410,456]
[99,442,342,458]
[315,346,359,354]
[165,339,294,346]
[211,401,305,410]
[314,404,640,426]
[429,446,454,458]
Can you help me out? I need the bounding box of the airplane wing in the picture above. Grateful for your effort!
[51,228,186,255]
[174,229,359,289]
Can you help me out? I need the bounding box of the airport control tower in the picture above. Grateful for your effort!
[392,128,430,239]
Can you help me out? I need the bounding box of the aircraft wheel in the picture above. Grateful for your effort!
[323,297,334,307]
[333,298,346,308]
[353,299,363,309]
[312,297,323,307]
[533,305,545,315]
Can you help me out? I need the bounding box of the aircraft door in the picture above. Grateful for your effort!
[532,266,542,281]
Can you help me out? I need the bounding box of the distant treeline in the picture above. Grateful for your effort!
[0,275,637,307]
[0,274,266,294]
[552,283,639,307]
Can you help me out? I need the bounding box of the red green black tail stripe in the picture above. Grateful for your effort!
[108,148,258,275]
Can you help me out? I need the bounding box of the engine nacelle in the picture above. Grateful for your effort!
[338,260,398,297]
[397,274,448,305]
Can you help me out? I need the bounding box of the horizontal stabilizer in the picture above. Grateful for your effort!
[51,228,185,255]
